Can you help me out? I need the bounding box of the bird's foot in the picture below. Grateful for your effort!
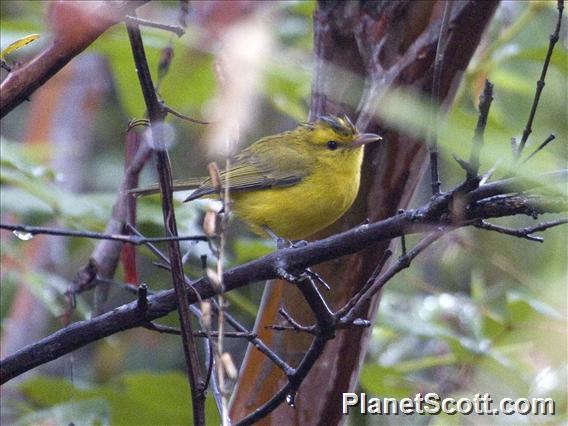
[275,266,309,284]
[263,226,307,250]
[290,240,308,248]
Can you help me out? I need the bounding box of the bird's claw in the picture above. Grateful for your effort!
[291,240,308,248]
[276,267,309,284]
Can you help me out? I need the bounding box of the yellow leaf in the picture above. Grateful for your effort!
[1,34,40,60]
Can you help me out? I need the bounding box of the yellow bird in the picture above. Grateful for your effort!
[133,115,381,240]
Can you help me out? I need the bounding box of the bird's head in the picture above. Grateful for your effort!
[300,114,382,166]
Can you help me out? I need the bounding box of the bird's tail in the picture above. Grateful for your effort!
[129,178,203,197]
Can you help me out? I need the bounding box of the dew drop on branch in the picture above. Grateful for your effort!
[13,230,34,241]
[286,393,296,407]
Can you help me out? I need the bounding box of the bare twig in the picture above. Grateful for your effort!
[267,324,317,335]
[467,80,494,180]
[516,0,564,159]
[428,1,455,195]
[334,249,393,318]
[125,15,185,37]
[340,231,445,325]
[126,15,206,425]
[475,218,568,243]
[164,105,211,125]
[277,308,315,334]
[235,336,328,425]
[236,274,337,424]
[467,169,568,203]
[137,283,148,311]
[0,223,208,244]
[120,130,142,287]
[211,301,295,377]
[521,133,556,164]
[143,323,255,339]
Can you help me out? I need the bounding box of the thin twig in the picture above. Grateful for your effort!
[164,105,211,125]
[521,133,556,164]
[475,218,568,243]
[479,160,502,186]
[267,324,317,335]
[143,323,255,339]
[85,128,152,313]
[178,0,190,28]
[137,283,148,311]
[235,269,338,425]
[340,231,445,325]
[277,308,315,334]
[516,0,564,159]
[125,15,185,37]
[203,335,216,405]
[335,249,393,318]
[467,80,494,180]
[236,334,329,425]
[211,300,295,377]
[0,223,208,244]
[156,45,174,91]
[126,15,206,425]
[236,262,341,423]
[120,130,143,289]
[467,169,568,203]
[428,1,455,195]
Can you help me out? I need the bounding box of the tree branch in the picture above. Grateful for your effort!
[474,218,568,242]
[126,15,206,425]
[2,170,566,384]
[0,1,150,117]
[516,0,564,159]
[0,223,208,244]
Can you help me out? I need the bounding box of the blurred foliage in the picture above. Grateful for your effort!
[0,1,566,425]
[356,2,567,425]
[16,372,219,425]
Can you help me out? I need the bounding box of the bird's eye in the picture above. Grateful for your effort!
[326,140,339,150]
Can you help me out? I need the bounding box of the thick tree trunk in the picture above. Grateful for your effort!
[231,1,499,424]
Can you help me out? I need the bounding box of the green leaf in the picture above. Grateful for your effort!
[359,364,413,399]
[481,313,507,340]
[20,376,78,406]
[19,372,220,425]
[264,64,310,121]
[470,269,486,303]
[232,237,273,264]
[507,291,564,323]
[489,69,535,95]
[89,27,216,119]
[502,46,568,76]
[15,399,109,426]
[392,353,457,375]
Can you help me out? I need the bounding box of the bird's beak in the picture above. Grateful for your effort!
[351,133,382,147]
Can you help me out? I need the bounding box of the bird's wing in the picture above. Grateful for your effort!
[185,138,311,201]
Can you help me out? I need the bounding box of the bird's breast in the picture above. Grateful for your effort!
[231,157,362,240]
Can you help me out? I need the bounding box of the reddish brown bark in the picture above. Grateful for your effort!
[230,2,499,424]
